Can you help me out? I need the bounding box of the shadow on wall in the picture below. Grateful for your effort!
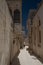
[10,50,20,65]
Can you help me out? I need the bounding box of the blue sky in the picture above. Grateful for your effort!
[22,0,41,33]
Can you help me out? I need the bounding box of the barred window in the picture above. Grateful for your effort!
[14,9,20,23]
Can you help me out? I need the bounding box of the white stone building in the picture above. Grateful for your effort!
[32,1,43,60]
[0,0,22,65]
[0,0,13,65]
[6,0,22,62]
[27,9,36,52]
[27,1,43,60]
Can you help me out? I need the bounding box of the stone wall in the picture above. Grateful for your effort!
[32,4,43,59]
[0,0,13,65]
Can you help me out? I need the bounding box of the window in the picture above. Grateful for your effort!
[14,9,20,23]
[37,15,41,26]
[9,8,12,16]
[30,20,33,25]
[38,30,41,47]
[13,40,15,44]
[34,27,36,45]
[31,27,32,43]
[39,20,41,26]
[39,30,41,43]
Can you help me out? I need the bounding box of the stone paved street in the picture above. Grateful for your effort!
[18,46,43,65]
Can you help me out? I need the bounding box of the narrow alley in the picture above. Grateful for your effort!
[11,46,43,65]
[0,0,43,65]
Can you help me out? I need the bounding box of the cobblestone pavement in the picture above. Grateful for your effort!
[18,46,43,65]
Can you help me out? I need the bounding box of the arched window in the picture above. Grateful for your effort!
[14,9,20,23]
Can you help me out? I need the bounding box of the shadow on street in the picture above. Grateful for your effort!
[26,48,43,64]
[10,50,21,65]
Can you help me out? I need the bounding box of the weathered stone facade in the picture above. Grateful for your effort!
[27,9,36,53]
[27,1,43,60]
[6,0,23,49]
[6,0,22,24]
[0,0,13,65]
[6,0,22,58]
[32,3,43,59]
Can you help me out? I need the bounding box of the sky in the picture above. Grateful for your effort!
[22,0,41,33]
